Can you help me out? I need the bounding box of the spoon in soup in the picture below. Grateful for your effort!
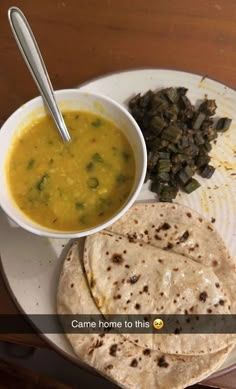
[8,7,71,142]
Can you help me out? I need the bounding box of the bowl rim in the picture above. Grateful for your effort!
[0,89,147,238]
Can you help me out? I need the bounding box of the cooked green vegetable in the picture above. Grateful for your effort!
[36,174,48,191]
[128,87,231,201]
[75,202,85,209]
[216,117,232,132]
[92,153,103,163]
[91,118,102,127]
[87,177,99,189]
[27,159,35,170]
[184,178,201,194]
[199,164,215,178]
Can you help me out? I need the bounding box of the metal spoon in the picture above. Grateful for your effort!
[8,7,71,142]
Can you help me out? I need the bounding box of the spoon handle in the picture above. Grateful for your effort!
[8,7,71,142]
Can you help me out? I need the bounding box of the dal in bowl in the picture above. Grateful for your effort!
[0,90,147,238]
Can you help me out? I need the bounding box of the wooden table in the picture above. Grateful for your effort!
[1,0,236,386]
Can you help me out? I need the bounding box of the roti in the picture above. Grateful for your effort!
[57,240,235,389]
[83,202,236,355]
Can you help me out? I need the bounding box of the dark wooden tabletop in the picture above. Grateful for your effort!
[1,0,236,387]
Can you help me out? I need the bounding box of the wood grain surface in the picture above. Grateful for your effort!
[0,0,236,386]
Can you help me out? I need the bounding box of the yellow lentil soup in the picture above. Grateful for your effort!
[6,111,135,231]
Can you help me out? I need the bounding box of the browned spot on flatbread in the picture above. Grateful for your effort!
[130,358,138,367]
[199,291,208,302]
[158,357,169,368]
[109,344,118,356]
[129,275,141,284]
[111,254,124,264]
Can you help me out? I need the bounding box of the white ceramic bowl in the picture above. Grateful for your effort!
[0,89,147,238]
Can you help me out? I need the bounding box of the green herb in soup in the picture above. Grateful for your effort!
[6,111,135,231]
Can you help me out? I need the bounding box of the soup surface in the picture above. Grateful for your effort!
[6,111,135,231]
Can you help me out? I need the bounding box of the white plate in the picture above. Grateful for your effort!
[1,69,236,381]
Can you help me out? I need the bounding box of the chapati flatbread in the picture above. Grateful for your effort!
[83,202,236,355]
[57,240,235,389]
[84,230,235,355]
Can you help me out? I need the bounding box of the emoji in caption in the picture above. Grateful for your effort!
[153,318,164,330]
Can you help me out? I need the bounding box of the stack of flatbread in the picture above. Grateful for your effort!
[57,202,236,389]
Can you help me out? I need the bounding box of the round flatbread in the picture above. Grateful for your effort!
[84,202,236,355]
[57,240,235,389]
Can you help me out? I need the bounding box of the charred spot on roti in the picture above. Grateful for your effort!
[155,235,162,240]
[66,253,72,261]
[173,268,179,271]
[186,212,192,218]
[125,264,130,268]
[90,278,96,288]
[106,251,109,255]
[123,250,127,254]
[158,259,163,263]
[156,222,171,233]
[113,281,118,285]
[219,299,225,305]
[70,283,74,288]
[139,243,143,247]
[94,339,103,348]
[107,266,111,271]
[164,242,173,250]
[134,339,139,343]
[134,219,138,224]
[109,344,118,356]
[207,225,214,231]
[160,292,164,296]
[173,299,177,304]
[106,364,113,370]
[212,260,218,267]
[129,274,141,284]
[130,358,138,367]
[127,233,137,242]
[190,306,194,312]
[158,357,169,368]
[114,294,121,300]
[142,259,145,263]
[215,282,220,288]
[211,217,216,223]
[198,217,203,222]
[177,230,189,243]
[199,291,208,302]
[111,254,123,264]
[144,230,148,235]
[207,308,212,313]
[143,348,151,356]
[135,303,141,310]
[143,285,149,293]
[126,299,131,304]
